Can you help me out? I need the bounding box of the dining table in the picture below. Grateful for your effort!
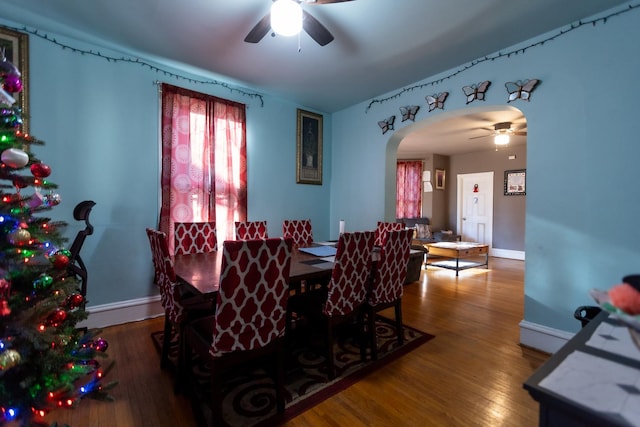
[173,244,338,297]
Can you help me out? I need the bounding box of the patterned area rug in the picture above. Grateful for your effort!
[151,316,434,427]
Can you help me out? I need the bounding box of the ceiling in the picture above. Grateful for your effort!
[0,0,628,155]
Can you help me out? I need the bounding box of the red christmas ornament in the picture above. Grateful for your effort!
[66,293,84,309]
[46,308,68,326]
[51,253,69,269]
[30,162,52,178]
[13,176,29,189]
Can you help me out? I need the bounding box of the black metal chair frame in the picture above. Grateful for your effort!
[67,200,96,299]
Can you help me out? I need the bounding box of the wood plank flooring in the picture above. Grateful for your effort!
[41,257,549,427]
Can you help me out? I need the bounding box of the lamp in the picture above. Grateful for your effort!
[422,171,433,192]
[494,133,510,146]
[271,0,303,37]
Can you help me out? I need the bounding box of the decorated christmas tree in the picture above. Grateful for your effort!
[0,49,115,426]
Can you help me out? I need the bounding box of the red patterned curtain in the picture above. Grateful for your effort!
[160,84,247,253]
[396,160,422,218]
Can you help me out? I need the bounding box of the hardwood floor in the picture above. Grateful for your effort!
[42,257,549,427]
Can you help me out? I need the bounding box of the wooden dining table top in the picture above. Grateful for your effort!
[173,246,336,297]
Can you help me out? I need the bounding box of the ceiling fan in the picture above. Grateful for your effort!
[244,0,355,47]
[469,122,527,145]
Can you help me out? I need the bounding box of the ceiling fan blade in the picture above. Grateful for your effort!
[468,134,492,140]
[302,10,334,46]
[305,0,355,4]
[513,131,527,136]
[244,13,272,43]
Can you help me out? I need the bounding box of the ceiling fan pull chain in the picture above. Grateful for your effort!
[298,31,302,52]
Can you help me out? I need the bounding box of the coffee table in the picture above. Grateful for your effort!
[426,242,489,276]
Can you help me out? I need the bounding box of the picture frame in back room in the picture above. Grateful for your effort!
[435,168,446,190]
[504,169,526,195]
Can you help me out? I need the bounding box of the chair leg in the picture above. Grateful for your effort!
[174,324,186,395]
[358,310,367,362]
[326,320,336,380]
[275,340,286,414]
[161,315,172,370]
[368,308,379,361]
[395,301,404,346]
[211,362,224,426]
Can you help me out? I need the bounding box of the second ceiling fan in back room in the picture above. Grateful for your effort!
[244,0,355,47]
[468,122,527,147]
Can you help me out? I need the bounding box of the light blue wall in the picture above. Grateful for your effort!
[330,5,640,333]
[0,21,332,307]
[4,3,640,334]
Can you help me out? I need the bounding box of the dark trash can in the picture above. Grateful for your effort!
[573,305,602,328]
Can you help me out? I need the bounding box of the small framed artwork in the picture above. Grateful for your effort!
[504,169,526,195]
[296,108,323,185]
[435,168,446,190]
[0,27,29,133]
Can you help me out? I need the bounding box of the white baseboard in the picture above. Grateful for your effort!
[519,320,574,354]
[77,295,164,329]
[490,248,525,260]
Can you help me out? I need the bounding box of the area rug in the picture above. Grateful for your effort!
[151,316,434,427]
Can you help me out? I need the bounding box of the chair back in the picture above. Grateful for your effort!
[211,238,293,357]
[235,221,268,240]
[369,229,413,307]
[67,200,96,297]
[174,222,217,255]
[324,231,375,317]
[374,221,405,247]
[282,219,313,247]
[146,228,188,324]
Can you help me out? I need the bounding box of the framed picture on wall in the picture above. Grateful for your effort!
[504,169,526,195]
[296,108,323,185]
[435,168,446,190]
[0,27,29,133]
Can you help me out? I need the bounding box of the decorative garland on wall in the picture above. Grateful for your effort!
[1,24,265,107]
[365,2,640,113]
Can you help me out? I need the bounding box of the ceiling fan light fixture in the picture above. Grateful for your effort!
[271,0,303,37]
[494,133,510,145]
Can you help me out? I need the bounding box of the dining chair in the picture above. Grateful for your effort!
[374,221,405,247]
[145,228,214,394]
[174,222,217,255]
[67,200,96,301]
[183,237,293,425]
[282,219,313,247]
[234,220,268,240]
[367,228,413,360]
[287,231,375,380]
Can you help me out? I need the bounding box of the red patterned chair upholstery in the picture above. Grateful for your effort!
[145,228,214,393]
[184,237,293,425]
[288,231,375,379]
[174,222,217,255]
[234,220,268,240]
[374,221,405,247]
[367,229,413,360]
[282,219,313,247]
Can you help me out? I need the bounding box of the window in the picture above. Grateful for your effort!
[396,160,422,218]
[159,84,247,252]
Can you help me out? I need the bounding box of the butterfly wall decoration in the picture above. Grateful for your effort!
[462,81,491,104]
[505,79,540,102]
[426,92,448,112]
[400,105,420,122]
[378,115,395,135]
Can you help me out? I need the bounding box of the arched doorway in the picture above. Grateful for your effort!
[385,104,527,259]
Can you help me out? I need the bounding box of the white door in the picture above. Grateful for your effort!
[456,172,493,246]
